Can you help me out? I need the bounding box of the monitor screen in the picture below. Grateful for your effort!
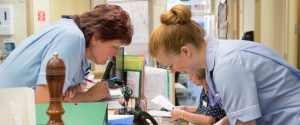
[113,47,125,82]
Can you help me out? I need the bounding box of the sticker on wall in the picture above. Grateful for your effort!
[37,10,45,22]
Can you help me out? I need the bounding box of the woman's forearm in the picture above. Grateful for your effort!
[182,111,215,124]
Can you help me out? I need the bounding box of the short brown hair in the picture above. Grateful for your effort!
[148,4,205,57]
[196,69,206,80]
[73,4,133,48]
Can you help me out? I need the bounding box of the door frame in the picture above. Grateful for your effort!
[298,0,300,69]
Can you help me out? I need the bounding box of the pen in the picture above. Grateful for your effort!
[110,76,119,81]
[83,77,97,84]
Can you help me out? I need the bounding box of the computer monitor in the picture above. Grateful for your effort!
[103,47,125,88]
[113,47,125,82]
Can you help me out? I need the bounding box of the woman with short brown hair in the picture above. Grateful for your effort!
[0,4,133,104]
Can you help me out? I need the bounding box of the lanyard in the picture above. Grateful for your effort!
[206,69,222,107]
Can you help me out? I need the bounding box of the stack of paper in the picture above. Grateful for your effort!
[148,110,171,117]
[124,55,145,98]
[144,67,173,110]
[151,95,175,111]
[0,87,35,125]
[110,88,123,99]
[175,83,186,94]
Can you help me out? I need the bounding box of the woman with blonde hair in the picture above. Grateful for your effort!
[149,4,300,125]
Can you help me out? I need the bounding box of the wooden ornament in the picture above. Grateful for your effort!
[46,52,65,125]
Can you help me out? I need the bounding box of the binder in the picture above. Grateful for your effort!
[124,55,145,98]
[36,102,108,125]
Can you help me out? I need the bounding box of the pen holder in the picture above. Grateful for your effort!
[46,52,65,125]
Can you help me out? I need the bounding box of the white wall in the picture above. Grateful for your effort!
[0,0,27,46]
[239,0,255,38]
[32,0,50,33]
[125,0,167,56]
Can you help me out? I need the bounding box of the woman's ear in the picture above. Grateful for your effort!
[181,46,191,57]
[91,35,97,46]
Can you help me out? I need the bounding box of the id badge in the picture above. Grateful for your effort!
[202,101,208,107]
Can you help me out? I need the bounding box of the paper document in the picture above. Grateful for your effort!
[144,67,172,109]
[110,89,123,97]
[148,110,171,117]
[175,83,186,94]
[0,102,22,125]
[151,95,175,111]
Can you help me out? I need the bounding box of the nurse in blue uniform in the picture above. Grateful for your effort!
[0,4,133,104]
[148,4,300,125]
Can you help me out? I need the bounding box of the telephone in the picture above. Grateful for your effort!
[128,110,158,125]
[123,98,157,125]
[103,58,158,125]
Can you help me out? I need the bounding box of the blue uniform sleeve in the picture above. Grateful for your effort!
[214,62,262,124]
[36,27,85,93]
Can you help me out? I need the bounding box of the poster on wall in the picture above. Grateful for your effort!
[37,11,45,22]
[107,0,149,44]
[167,0,216,37]
[192,15,216,37]
[167,0,211,16]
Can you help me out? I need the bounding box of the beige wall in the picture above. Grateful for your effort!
[255,0,261,42]
[0,0,27,46]
[255,0,298,66]
[49,0,91,22]
[286,0,298,67]
[31,0,91,33]
[298,0,300,68]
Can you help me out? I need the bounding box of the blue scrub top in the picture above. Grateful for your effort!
[205,38,300,125]
[0,19,90,93]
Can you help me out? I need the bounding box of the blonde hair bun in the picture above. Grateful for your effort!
[160,4,192,25]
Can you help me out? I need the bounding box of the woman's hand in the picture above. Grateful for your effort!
[185,106,197,113]
[63,84,82,102]
[93,81,111,100]
[176,106,197,113]
[63,81,111,102]
[176,106,187,110]
[171,108,185,121]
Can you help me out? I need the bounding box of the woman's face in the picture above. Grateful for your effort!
[88,38,123,65]
[156,44,201,75]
